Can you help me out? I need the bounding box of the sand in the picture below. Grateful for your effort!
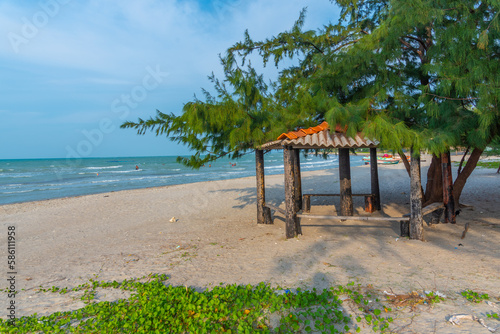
[0,154,499,333]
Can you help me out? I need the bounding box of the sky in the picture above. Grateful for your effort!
[0,0,339,159]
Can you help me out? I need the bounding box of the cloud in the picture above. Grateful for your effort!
[1,0,337,73]
[0,0,340,158]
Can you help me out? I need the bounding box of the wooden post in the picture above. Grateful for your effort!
[293,149,302,212]
[441,151,456,224]
[409,148,424,241]
[370,147,381,211]
[303,195,311,213]
[263,206,273,224]
[400,219,410,237]
[283,146,299,238]
[339,148,353,216]
[364,196,375,213]
[255,150,271,224]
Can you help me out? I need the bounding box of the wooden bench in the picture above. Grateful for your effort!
[303,193,376,213]
[264,201,444,235]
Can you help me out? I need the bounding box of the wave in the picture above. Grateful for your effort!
[0,184,23,188]
[1,189,35,194]
[0,174,33,178]
[85,166,123,170]
[109,170,140,174]
[91,179,120,184]
[265,165,285,170]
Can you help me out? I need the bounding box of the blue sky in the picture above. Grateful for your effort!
[1,0,339,159]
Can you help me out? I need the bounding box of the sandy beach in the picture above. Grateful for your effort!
[1,155,499,333]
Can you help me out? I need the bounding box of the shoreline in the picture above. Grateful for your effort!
[0,153,500,208]
[2,153,498,207]
[1,159,499,332]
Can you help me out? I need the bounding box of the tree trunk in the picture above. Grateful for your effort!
[421,148,484,214]
[283,146,299,238]
[410,148,424,241]
[452,147,483,208]
[441,152,456,224]
[423,154,443,207]
[255,150,270,224]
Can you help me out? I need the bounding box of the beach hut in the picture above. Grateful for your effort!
[255,122,384,238]
[255,121,448,240]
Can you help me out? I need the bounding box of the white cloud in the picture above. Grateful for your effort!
[1,0,337,74]
[0,0,340,158]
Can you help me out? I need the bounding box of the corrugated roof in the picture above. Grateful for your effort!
[260,122,378,150]
[276,121,347,140]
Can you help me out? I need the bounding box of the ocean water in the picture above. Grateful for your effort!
[0,153,365,205]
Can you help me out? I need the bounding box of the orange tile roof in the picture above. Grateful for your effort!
[277,122,346,140]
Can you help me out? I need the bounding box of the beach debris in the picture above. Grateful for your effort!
[424,290,446,298]
[169,217,178,223]
[322,262,336,267]
[384,290,444,310]
[448,314,498,332]
[276,288,295,296]
[487,301,499,309]
[461,223,470,239]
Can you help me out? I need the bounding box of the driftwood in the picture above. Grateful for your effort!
[401,202,443,237]
[265,204,286,215]
[461,223,470,239]
[448,314,498,332]
[402,202,444,218]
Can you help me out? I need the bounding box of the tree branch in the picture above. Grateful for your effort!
[398,151,411,177]
[403,35,428,50]
[457,147,469,175]
[425,93,479,101]
[399,38,419,54]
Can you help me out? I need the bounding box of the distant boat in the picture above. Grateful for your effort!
[362,155,401,165]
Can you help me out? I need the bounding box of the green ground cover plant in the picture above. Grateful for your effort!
[487,312,499,320]
[454,160,500,169]
[461,289,490,303]
[0,275,396,333]
[476,161,500,169]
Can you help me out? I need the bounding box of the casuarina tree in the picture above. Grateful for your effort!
[122,1,499,210]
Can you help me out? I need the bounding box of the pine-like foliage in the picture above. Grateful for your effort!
[121,2,499,167]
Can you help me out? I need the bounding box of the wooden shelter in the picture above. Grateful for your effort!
[255,122,455,240]
[255,122,385,238]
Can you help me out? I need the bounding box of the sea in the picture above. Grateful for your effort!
[0,153,365,205]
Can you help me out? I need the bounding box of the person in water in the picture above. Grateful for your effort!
[135,165,139,170]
